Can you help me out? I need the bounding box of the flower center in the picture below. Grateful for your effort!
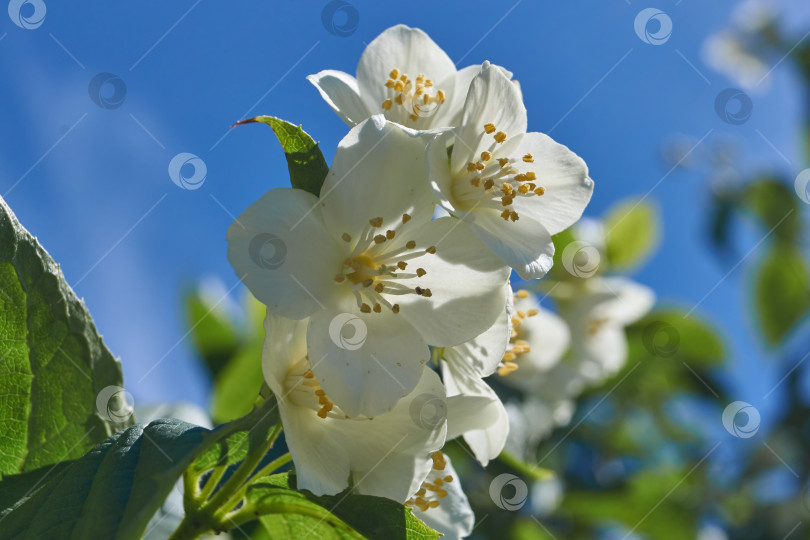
[451,123,546,221]
[405,452,453,512]
[498,289,537,376]
[334,214,436,315]
[380,68,446,124]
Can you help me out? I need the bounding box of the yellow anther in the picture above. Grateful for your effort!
[409,113,419,121]
[426,246,437,254]
[483,179,495,190]
[375,283,385,293]
[514,174,527,182]
[394,80,405,92]
[535,187,546,196]
[517,290,530,298]
[484,123,496,134]
[501,183,514,195]
[334,274,346,283]
[481,151,492,161]
[503,351,516,362]
[303,369,315,378]
[373,234,386,244]
[470,177,481,187]
[423,94,430,105]
[400,74,408,82]
[373,303,382,313]
[360,304,371,313]
[498,158,510,168]
[341,232,351,242]
[436,89,445,102]
[501,209,511,220]
[528,309,539,317]
[518,184,530,194]
[522,153,534,163]
[406,240,416,249]
[517,309,527,318]
[392,304,400,314]
[394,93,404,105]
[494,131,507,143]
[397,261,408,270]
[510,211,519,221]
[402,213,411,224]
[385,80,396,89]
[362,278,373,288]
[369,217,383,227]
[525,171,537,180]
[422,289,433,298]
[467,162,478,172]
[386,230,396,240]
[501,195,513,206]
[390,68,400,79]
[475,162,485,171]
[416,268,426,277]
[382,99,393,110]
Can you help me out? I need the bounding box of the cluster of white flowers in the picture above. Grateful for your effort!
[226,25,605,538]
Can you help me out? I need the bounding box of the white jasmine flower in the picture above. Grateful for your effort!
[556,277,655,381]
[262,313,448,501]
[228,116,510,418]
[308,24,512,129]
[427,62,594,279]
[406,452,475,540]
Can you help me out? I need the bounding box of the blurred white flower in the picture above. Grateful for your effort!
[556,277,655,382]
[427,62,594,279]
[308,24,513,130]
[228,116,509,417]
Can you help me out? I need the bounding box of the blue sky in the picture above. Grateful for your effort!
[1,0,808,430]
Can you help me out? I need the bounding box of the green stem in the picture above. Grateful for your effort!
[222,453,292,512]
[497,450,555,481]
[207,424,283,519]
[198,463,227,502]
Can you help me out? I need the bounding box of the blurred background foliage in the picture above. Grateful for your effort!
[178,5,810,540]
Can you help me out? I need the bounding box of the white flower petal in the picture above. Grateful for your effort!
[306,70,372,126]
[426,129,461,215]
[448,64,515,127]
[442,286,512,378]
[409,454,475,540]
[395,217,511,347]
[226,188,343,319]
[348,368,448,502]
[451,62,527,175]
[320,116,436,238]
[442,361,508,466]
[356,25,456,125]
[306,299,429,418]
[468,208,555,280]
[509,132,594,235]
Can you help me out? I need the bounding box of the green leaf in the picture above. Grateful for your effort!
[629,309,725,367]
[0,419,206,540]
[604,199,659,270]
[211,342,264,423]
[0,196,126,478]
[248,473,440,540]
[753,244,810,345]
[235,116,329,196]
[184,288,240,378]
[742,179,801,243]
